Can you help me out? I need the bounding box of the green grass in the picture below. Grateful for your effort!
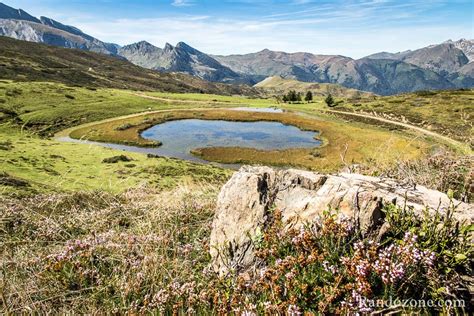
[0,80,469,196]
[142,91,275,106]
[0,124,230,195]
[0,81,167,136]
[0,81,275,137]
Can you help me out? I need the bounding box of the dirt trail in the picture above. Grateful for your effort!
[323,109,470,152]
[131,92,234,106]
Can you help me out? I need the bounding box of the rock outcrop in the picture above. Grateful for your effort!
[210,166,473,275]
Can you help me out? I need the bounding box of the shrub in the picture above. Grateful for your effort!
[196,204,472,314]
[325,93,335,107]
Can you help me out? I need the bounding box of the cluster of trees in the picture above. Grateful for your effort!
[281,90,313,103]
[280,91,340,107]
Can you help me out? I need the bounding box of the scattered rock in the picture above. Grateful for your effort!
[0,172,29,187]
[210,166,473,275]
[102,155,133,164]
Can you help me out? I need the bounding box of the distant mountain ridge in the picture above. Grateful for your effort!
[0,2,118,55]
[0,2,473,95]
[0,36,259,96]
[121,41,256,84]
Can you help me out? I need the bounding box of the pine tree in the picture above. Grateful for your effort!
[288,90,297,102]
[305,91,313,102]
[325,93,335,107]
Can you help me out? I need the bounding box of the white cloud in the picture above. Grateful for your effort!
[30,0,470,58]
[171,0,194,7]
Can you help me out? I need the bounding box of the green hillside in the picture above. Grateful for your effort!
[255,75,375,99]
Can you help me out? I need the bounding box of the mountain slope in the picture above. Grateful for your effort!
[0,36,258,95]
[0,18,119,55]
[118,41,163,69]
[448,39,474,61]
[0,2,118,55]
[368,43,469,75]
[0,2,39,22]
[354,58,453,95]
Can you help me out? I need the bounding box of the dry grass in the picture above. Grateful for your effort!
[0,184,218,313]
[377,151,473,202]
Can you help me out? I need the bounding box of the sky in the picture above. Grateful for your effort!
[3,0,473,58]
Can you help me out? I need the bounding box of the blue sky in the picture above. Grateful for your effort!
[3,0,473,58]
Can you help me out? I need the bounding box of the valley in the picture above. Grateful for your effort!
[0,1,473,314]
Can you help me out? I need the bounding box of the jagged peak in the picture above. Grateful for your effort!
[164,42,174,51]
[175,41,201,54]
[0,2,41,23]
[127,40,155,48]
[176,41,194,49]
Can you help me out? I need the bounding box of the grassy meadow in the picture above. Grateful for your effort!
[325,89,473,145]
[1,79,472,313]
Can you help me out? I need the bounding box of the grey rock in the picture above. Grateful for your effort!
[210,166,473,275]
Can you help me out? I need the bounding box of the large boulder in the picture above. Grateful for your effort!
[209,166,473,275]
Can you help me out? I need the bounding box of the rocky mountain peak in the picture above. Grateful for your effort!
[163,42,174,52]
[176,41,194,51]
[0,2,40,23]
[175,42,209,58]
[136,40,153,47]
[123,40,158,51]
[446,38,474,62]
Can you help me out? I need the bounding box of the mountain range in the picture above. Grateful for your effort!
[1,2,473,95]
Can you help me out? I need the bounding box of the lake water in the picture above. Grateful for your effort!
[140,119,320,161]
[58,115,321,167]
